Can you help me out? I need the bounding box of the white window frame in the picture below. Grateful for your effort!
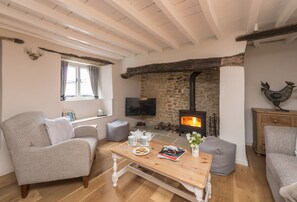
[65,63,94,101]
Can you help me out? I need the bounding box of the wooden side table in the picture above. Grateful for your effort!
[252,108,297,155]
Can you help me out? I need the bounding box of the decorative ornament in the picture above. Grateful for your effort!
[24,48,44,60]
[261,81,295,112]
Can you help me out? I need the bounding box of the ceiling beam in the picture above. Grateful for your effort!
[275,0,297,27]
[54,0,163,52]
[275,0,297,44]
[10,0,147,55]
[246,0,263,33]
[198,0,223,40]
[236,22,297,42]
[8,1,131,57]
[0,18,123,60]
[0,4,124,59]
[285,35,297,43]
[153,0,199,45]
[105,0,179,49]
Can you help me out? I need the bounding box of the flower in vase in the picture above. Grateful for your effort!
[186,132,205,149]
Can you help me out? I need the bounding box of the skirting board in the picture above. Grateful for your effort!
[236,159,249,166]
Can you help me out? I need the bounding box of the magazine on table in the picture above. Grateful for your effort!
[158,145,186,161]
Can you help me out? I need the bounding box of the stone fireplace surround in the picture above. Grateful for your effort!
[140,69,219,136]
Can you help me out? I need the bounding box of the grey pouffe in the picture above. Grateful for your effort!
[200,136,236,176]
[106,120,129,141]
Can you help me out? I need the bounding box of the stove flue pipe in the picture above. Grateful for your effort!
[189,72,201,111]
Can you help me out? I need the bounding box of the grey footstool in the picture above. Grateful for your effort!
[200,136,236,176]
[106,120,129,141]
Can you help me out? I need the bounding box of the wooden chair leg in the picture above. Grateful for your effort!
[82,176,89,188]
[21,184,30,198]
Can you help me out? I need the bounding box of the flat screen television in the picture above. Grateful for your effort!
[125,97,156,116]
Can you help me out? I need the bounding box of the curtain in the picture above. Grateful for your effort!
[88,66,99,99]
[60,61,68,101]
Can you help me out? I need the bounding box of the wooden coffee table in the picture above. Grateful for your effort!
[111,140,213,202]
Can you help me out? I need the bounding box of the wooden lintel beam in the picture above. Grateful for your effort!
[0,36,24,44]
[39,47,113,65]
[236,22,297,41]
[121,53,244,79]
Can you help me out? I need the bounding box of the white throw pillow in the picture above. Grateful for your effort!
[44,117,75,145]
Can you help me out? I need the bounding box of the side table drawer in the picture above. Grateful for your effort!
[294,117,297,127]
[261,115,291,126]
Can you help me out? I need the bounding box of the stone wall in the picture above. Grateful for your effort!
[140,69,219,135]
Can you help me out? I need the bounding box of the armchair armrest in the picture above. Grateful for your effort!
[74,125,98,138]
[15,139,92,185]
[264,126,297,155]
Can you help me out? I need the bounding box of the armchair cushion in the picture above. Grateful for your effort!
[280,182,297,202]
[44,117,75,145]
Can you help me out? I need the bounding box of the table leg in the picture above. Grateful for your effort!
[207,173,212,199]
[112,153,118,187]
[194,188,203,202]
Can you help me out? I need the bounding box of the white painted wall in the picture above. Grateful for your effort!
[244,41,297,145]
[0,29,140,176]
[220,66,248,166]
[1,41,62,119]
[123,33,246,70]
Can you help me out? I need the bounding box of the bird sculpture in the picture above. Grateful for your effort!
[261,81,295,111]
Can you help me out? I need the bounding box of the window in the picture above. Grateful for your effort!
[65,63,94,98]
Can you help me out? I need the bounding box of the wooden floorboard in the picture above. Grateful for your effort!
[0,140,274,202]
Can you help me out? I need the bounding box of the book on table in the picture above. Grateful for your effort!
[158,145,186,161]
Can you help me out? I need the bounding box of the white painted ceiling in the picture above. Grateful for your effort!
[0,0,296,60]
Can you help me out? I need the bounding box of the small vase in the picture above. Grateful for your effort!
[191,146,199,157]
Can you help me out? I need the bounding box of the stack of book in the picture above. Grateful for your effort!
[158,145,186,161]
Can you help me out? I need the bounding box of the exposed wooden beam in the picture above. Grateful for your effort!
[10,0,147,55]
[54,0,163,52]
[121,53,244,79]
[275,0,297,27]
[106,0,179,49]
[246,0,263,33]
[0,36,24,44]
[0,18,123,60]
[198,0,223,40]
[236,22,297,42]
[0,4,123,59]
[39,47,113,65]
[153,0,199,45]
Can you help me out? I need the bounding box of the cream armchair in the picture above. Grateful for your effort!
[0,112,98,198]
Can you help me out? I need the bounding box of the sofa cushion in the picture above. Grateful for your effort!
[266,153,297,187]
[44,117,75,145]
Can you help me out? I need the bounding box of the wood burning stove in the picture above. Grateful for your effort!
[179,72,207,136]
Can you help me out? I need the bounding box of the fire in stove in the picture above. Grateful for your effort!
[179,110,206,136]
[181,116,202,127]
